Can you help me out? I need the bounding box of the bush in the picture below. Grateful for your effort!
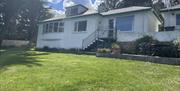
[111,43,120,49]
[173,38,180,46]
[135,36,180,58]
[135,35,159,55]
[97,48,111,53]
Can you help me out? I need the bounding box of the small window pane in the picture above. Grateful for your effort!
[43,24,46,33]
[176,14,180,25]
[49,23,53,32]
[71,7,78,15]
[59,28,64,32]
[54,22,58,32]
[58,22,64,32]
[74,22,78,32]
[46,24,49,33]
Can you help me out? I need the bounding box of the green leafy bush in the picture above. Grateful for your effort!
[135,35,159,55]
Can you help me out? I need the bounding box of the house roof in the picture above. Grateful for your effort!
[101,6,151,16]
[40,9,98,22]
[161,4,180,12]
[40,6,151,23]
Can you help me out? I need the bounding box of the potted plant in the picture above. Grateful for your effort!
[111,43,121,55]
[96,48,111,57]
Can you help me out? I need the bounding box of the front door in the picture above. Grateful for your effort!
[108,19,114,38]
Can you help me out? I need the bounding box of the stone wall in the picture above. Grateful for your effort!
[97,54,180,65]
[1,40,29,47]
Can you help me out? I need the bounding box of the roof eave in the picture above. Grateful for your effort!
[38,13,101,23]
[102,8,152,16]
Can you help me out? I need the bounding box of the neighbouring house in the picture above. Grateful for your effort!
[161,4,180,31]
[36,4,179,51]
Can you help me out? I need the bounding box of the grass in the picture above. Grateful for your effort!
[0,48,180,91]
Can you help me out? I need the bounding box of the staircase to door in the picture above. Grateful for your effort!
[82,29,117,51]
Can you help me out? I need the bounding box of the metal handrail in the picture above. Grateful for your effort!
[82,28,116,50]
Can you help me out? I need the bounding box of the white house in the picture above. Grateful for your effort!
[36,4,162,50]
[161,4,180,31]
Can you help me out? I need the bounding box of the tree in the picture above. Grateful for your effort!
[98,0,154,12]
[170,0,180,6]
[0,0,54,43]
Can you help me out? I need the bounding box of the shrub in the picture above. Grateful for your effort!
[97,48,111,53]
[173,38,180,46]
[135,35,159,55]
[111,43,120,49]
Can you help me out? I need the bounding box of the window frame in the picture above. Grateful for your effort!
[74,20,87,32]
[58,22,64,32]
[42,21,64,34]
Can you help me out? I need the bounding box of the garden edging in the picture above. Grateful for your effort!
[97,53,180,65]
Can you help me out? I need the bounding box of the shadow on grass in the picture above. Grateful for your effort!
[0,48,50,71]
[35,49,96,56]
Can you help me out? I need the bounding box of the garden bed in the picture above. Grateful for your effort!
[97,53,180,65]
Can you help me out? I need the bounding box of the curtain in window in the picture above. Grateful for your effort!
[116,15,134,31]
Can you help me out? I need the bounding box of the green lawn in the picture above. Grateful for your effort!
[0,48,180,91]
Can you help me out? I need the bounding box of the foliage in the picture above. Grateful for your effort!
[173,38,180,46]
[0,48,180,91]
[136,35,159,44]
[135,36,156,55]
[97,48,111,53]
[170,0,180,6]
[0,0,54,42]
[111,43,120,49]
[98,0,163,12]
[135,36,180,58]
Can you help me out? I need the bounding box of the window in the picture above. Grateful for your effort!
[116,16,134,31]
[109,19,114,29]
[58,22,64,32]
[54,22,58,32]
[70,7,78,15]
[42,21,64,34]
[49,23,53,32]
[43,24,46,33]
[45,24,49,33]
[74,21,87,32]
[176,14,180,25]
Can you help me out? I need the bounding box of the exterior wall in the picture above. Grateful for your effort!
[37,10,163,49]
[149,31,180,41]
[162,10,180,30]
[37,15,100,49]
[101,11,161,42]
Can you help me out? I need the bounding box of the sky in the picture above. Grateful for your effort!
[44,0,170,15]
[44,0,102,14]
